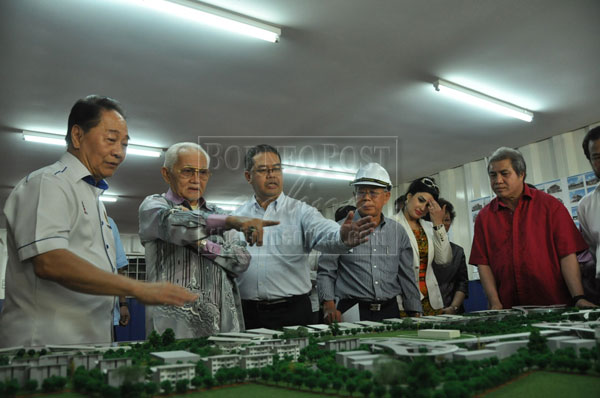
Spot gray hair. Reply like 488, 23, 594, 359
163, 142, 210, 171
487, 146, 526, 177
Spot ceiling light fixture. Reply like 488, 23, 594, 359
283, 164, 356, 181
99, 195, 118, 203
23, 130, 66, 146
138, 0, 281, 43
22, 130, 163, 158
433, 79, 534, 122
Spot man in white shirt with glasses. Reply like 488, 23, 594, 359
234, 144, 376, 330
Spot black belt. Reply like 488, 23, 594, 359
244, 294, 309, 311
338, 297, 397, 313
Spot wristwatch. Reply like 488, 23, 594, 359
119, 302, 128, 308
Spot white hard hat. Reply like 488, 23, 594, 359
350, 162, 392, 191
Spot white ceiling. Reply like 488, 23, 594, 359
1, 0, 599, 233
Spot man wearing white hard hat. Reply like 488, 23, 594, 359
318, 163, 422, 323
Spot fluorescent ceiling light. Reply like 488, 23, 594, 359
434, 79, 534, 122
209, 202, 243, 211
100, 195, 118, 203
127, 144, 163, 158
138, 0, 281, 43
283, 164, 355, 181
22, 130, 163, 158
23, 130, 66, 146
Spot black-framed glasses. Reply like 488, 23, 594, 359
178, 167, 211, 180
253, 165, 283, 176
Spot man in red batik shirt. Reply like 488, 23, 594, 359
469, 147, 596, 309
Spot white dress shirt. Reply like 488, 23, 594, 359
233, 192, 347, 300
578, 185, 600, 278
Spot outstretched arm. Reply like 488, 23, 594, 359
33, 249, 197, 306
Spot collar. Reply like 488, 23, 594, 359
59, 152, 110, 190
81, 175, 109, 190
253, 192, 285, 211
165, 188, 206, 210
493, 183, 535, 211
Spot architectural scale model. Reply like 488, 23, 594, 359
0, 307, 598, 397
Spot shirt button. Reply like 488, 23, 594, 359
373, 266, 377, 268
373, 249, 376, 252
375, 281, 379, 284
106, 245, 109, 249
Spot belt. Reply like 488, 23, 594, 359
244, 294, 308, 311
339, 297, 397, 313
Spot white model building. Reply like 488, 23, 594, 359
150, 350, 200, 364
201, 355, 241, 376
322, 338, 360, 351
98, 358, 132, 373
417, 329, 461, 339
272, 344, 300, 361
28, 363, 68, 387
239, 353, 273, 370
151, 363, 195, 389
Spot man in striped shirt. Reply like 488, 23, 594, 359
318, 163, 422, 323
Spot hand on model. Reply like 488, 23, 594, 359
440, 306, 457, 315
340, 211, 376, 247
322, 301, 342, 324
226, 216, 280, 246
134, 282, 198, 306
427, 199, 446, 226
575, 297, 598, 308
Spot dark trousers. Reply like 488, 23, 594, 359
337, 298, 400, 322
242, 294, 312, 330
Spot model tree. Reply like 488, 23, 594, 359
160, 380, 172, 394
527, 328, 548, 354
358, 380, 372, 398
346, 379, 357, 397
24, 379, 38, 393
175, 379, 188, 393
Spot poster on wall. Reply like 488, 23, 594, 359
566, 171, 599, 229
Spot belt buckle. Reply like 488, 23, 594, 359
369, 303, 381, 311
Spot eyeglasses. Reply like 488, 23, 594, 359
354, 189, 385, 199
421, 177, 439, 193
178, 167, 211, 180
253, 165, 283, 176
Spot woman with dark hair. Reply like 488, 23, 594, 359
393, 177, 452, 315
432, 198, 469, 314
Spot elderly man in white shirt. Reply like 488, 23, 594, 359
0, 95, 197, 348
577, 125, 600, 305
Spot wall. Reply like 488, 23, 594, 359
1, 121, 598, 304
322, 121, 599, 281
416, 122, 599, 280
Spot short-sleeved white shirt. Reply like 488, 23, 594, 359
0, 152, 117, 347
578, 185, 600, 278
